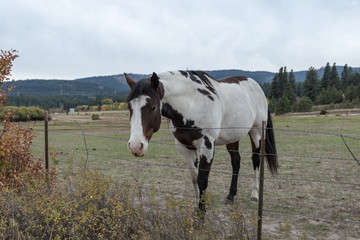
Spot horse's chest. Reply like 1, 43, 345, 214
171, 124, 202, 150
162, 102, 210, 149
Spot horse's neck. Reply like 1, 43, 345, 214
159, 79, 194, 120
161, 78, 194, 98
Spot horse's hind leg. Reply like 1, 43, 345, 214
226, 141, 241, 202
249, 131, 261, 202
175, 139, 199, 199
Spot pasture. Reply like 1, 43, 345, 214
29, 111, 360, 239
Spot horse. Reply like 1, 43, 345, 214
125, 70, 278, 217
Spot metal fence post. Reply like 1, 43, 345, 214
44, 110, 49, 172
257, 121, 266, 240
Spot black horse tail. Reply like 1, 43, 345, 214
265, 109, 278, 174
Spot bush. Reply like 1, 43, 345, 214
0, 170, 258, 239
0, 113, 53, 189
353, 97, 360, 106
293, 96, 313, 112
1, 50, 52, 190
91, 113, 100, 120
0, 106, 45, 121
275, 96, 292, 115
89, 105, 99, 111
101, 98, 113, 105
118, 102, 128, 110
320, 109, 328, 115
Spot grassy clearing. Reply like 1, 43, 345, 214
28, 112, 360, 239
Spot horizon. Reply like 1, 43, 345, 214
10, 64, 359, 81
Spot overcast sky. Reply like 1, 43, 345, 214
1, 0, 360, 80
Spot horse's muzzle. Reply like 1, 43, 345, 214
127, 139, 147, 157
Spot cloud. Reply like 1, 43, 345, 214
1, 0, 360, 79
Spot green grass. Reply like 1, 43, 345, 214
28, 112, 360, 239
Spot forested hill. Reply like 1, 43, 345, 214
5, 67, 359, 97
6, 79, 119, 96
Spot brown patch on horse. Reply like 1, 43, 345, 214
157, 82, 165, 99
161, 102, 203, 150
140, 97, 162, 141
217, 76, 248, 84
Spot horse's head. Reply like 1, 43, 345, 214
125, 72, 164, 157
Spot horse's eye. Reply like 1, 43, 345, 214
152, 105, 156, 111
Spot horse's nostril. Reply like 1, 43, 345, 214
139, 142, 144, 151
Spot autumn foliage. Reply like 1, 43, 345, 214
0, 50, 51, 189
0, 50, 17, 108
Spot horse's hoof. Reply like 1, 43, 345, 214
226, 194, 234, 201
250, 196, 259, 202
193, 216, 205, 229
225, 195, 234, 205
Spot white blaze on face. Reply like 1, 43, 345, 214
128, 95, 150, 157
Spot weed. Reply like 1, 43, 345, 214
278, 222, 291, 239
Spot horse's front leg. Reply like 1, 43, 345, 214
226, 141, 241, 202
175, 139, 199, 199
196, 136, 215, 218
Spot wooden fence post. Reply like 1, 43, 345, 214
257, 121, 266, 240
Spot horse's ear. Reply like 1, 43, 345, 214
124, 73, 136, 89
150, 72, 159, 89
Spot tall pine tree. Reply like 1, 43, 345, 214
283, 69, 296, 104
278, 67, 285, 95
340, 64, 352, 91
282, 66, 288, 94
329, 63, 340, 89
321, 62, 331, 90
277, 66, 289, 96
270, 73, 280, 99
304, 67, 320, 102
289, 69, 297, 97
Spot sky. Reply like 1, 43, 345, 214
1, 0, 360, 80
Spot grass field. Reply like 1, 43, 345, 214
29, 111, 360, 239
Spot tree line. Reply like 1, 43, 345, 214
7, 95, 127, 111
7, 63, 360, 114
262, 63, 360, 114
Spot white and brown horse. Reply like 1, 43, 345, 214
125, 70, 278, 216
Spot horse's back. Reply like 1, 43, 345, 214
215, 77, 268, 145
157, 71, 268, 145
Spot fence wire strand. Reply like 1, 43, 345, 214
43, 128, 359, 163
340, 134, 360, 166
30, 140, 360, 188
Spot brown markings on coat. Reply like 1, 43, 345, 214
141, 97, 162, 141
161, 102, 203, 150
217, 76, 248, 84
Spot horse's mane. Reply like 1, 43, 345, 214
126, 78, 157, 102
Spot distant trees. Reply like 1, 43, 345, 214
7, 95, 127, 111
269, 66, 308, 114
266, 63, 360, 114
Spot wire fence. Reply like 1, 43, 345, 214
30, 118, 360, 239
